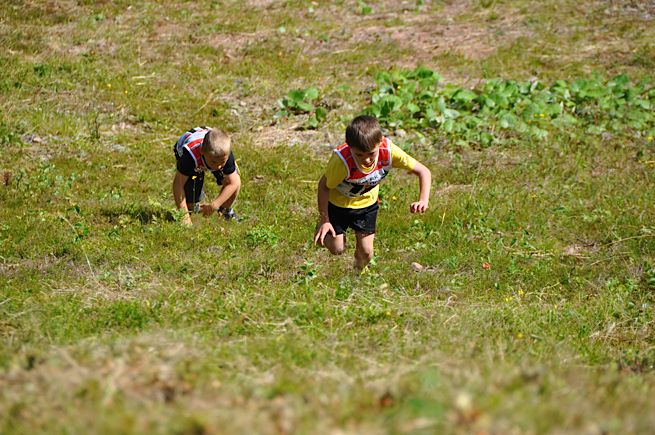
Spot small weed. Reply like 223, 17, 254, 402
33, 63, 51, 77
358, 1, 373, 16
246, 225, 279, 247
0, 120, 21, 145
295, 260, 318, 284
275, 87, 328, 129
644, 264, 655, 291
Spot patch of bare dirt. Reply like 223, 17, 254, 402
0, 255, 64, 278
563, 243, 600, 258
207, 30, 272, 60
304, 0, 532, 71
23, 0, 79, 19
183, 92, 343, 153
251, 124, 340, 151
603, 0, 655, 20
245, 0, 277, 8
32, 3, 124, 59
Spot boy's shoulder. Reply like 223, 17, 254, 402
335, 142, 349, 151
179, 127, 209, 142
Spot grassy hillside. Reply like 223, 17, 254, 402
1, 0, 654, 433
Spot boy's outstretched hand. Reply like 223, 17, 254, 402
410, 200, 429, 213
409, 162, 431, 214
314, 222, 336, 246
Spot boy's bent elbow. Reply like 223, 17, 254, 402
224, 172, 241, 189
232, 174, 242, 189
413, 162, 431, 176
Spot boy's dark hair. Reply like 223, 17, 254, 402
345, 115, 383, 151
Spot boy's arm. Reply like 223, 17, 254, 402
314, 175, 335, 245
172, 171, 193, 226
317, 175, 330, 224
409, 161, 431, 213
201, 171, 241, 216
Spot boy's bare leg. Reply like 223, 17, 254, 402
354, 232, 375, 272
219, 184, 240, 210
323, 233, 346, 256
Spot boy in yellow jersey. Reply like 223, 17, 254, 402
314, 115, 431, 272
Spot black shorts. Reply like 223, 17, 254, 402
180, 171, 225, 205
328, 202, 379, 235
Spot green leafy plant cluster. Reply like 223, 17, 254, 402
357, 1, 373, 15
365, 66, 655, 146
0, 120, 21, 145
275, 87, 328, 129
246, 225, 280, 247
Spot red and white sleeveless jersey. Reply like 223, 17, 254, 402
174, 126, 210, 170
334, 137, 392, 198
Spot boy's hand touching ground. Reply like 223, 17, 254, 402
181, 214, 193, 227
200, 204, 216, 217
314, 222, 336, 246
410, 200, 429, 213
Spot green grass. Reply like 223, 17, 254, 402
1, 0, 655, 433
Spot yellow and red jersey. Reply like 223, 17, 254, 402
324, 137, 417, 209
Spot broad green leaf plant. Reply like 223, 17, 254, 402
365, 66, 655, 147
275, 87, 328, 129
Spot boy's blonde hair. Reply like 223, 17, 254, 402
202, 128, 231, 157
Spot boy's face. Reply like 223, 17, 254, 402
351, 141, 382, 168
201, 150, 228, 170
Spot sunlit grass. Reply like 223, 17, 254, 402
1, 0, 655, 433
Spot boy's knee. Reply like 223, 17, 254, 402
356, 245, 374, 260
328, 245, 346, 255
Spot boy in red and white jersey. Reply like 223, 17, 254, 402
314, 115, 431, 272
172, 127, 241, 226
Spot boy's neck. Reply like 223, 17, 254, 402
353, 156, 376, 172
